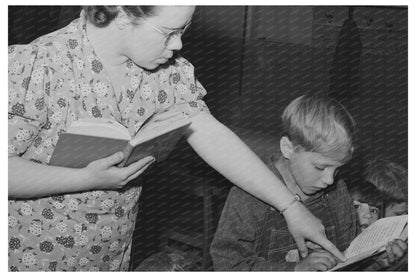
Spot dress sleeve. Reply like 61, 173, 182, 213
170, 57, 210, 117
8, 44, 50, 156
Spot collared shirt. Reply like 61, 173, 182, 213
8, 10, 209, 271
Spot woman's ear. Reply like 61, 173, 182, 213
280, 136, 294, 160
114, 7, 131, 30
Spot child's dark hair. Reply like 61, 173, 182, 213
349, 180, 385, 210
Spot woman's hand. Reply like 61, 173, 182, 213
283, 201, 346, 262
84, 152, 155, 190
294, 248, 337, 271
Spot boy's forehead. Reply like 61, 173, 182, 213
353, 199, 378, 208
305, 151, 344, 166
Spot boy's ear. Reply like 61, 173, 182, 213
280, 136, 294, 160
114, 7, 131, 29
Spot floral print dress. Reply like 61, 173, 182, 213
8, 10, 209, 271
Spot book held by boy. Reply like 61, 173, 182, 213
49, 109, 191, 168
330, 215, 408, 271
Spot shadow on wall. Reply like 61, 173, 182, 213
328, 7, 407, 184
8, 6, 81, 45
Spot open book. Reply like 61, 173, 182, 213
330, 215, 408, 271
49, 109, 191, 168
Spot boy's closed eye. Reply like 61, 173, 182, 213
395, 211, 407, 216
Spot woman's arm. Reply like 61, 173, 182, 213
186, 112, 346, 261
8, 153, 154, 198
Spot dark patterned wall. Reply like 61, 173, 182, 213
8, 6, 80, 45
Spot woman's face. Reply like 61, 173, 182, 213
353, 200, 380, 231
122, 6, 195, 70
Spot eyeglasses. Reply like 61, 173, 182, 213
143, 19, 192, 46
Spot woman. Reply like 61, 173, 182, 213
8, 6, 344, 271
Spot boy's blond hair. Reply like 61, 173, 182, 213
282, 94, 355, 163
365, 158, 407, 204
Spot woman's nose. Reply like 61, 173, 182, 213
167, 36, 183, 51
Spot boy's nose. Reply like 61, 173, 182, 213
322, 172, 334, 186
358, 212, 371, 228
360, 206, 372, 219
362, 211, 372, 219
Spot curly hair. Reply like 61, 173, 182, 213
83, 6, 156, 27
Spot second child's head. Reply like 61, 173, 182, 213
349, 181, 384, 231
280, 95, 355, 195
365, 158, 408, 217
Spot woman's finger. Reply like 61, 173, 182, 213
91, 151, 125, 168
293, 236, 308, 258
314, 237, 346, 262
284, 201, 345, 262
312, 249, 337, 268
306, 241, 322, 250
125, 161, 154, 183
123, 156, 155, 177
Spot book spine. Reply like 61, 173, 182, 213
118, 142, 134, 168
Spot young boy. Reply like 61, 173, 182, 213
365, 158, 408, 217
210, 95, 406, 271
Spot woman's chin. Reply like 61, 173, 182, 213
141, 60, 167, 71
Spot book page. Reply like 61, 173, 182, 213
67, 118, 131, 140
132, 110, 190, 144
329, 215, 407, 271
345, 215, 408, 258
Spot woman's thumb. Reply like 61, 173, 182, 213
104, 151, 124, 166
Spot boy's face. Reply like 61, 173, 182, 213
286, 150, 343, 195
353, 200, 380, 230
385, 202, 407, 217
